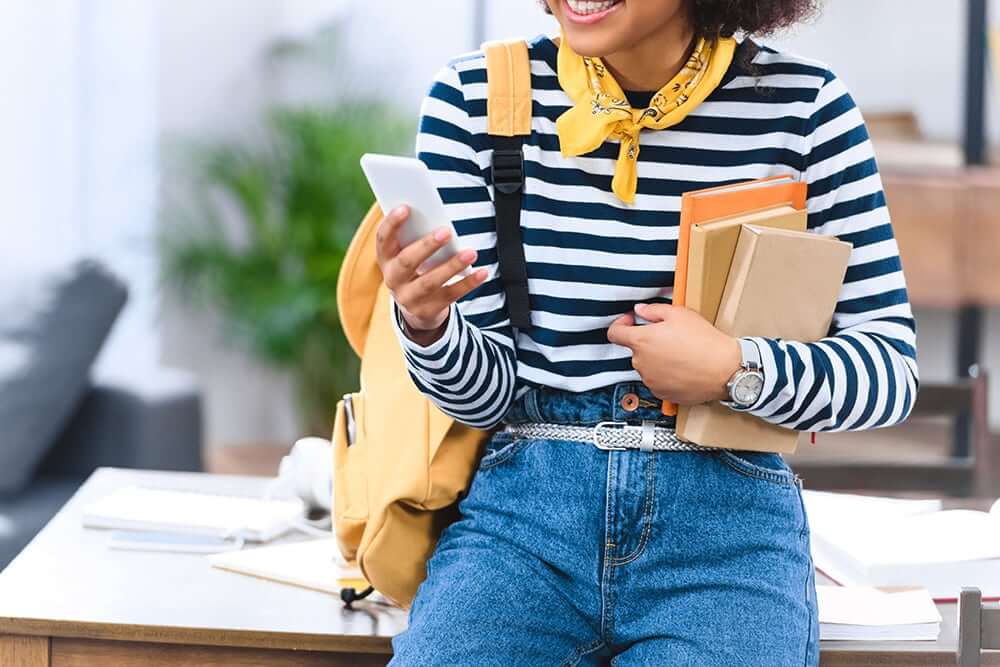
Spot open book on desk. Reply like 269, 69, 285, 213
209, 538, 393, 602
804, 490, 1000, 601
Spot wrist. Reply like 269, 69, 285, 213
720, 337, 766, 408
714, 336, 742, 401
402, 311, 449, 346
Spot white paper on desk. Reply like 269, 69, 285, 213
806, 491, 1000, 600
209, 538, 386, 603
817, 586, 941, 627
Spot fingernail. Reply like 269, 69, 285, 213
477, 268, 488, 280
460, 249, 475, 262
434, 227, 450, 241
634, 303, 645, 310
392, 205, 406, 217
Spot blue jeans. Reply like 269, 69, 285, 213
389, 380, 819, 666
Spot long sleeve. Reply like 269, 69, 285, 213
388, 61, 518, 431
726, 71, 919, 432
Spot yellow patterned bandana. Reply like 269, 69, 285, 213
555, 30, 737, 204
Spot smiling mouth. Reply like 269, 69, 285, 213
563, 0, 624, 22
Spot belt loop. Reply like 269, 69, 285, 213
639, 420, 655, 453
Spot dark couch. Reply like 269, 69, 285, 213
0, 258, 203, 568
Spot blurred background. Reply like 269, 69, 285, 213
0, 0, 998, 503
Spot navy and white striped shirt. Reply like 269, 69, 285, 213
389, 33, 919, 433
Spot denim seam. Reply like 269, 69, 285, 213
526, 388, 543, 422
600, 451, 617, 645
795, 478, 809, 539
608, 453, 657, 566
802, 551, 817, 665
477, 435, 534, 470
717, 450, 797, 487
560, 638, 606, 667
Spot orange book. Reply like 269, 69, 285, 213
660, 175, 808, 416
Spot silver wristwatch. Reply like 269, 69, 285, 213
721, 338, 765, 408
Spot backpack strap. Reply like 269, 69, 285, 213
483, 40, 533, 330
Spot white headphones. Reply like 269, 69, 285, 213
266, 437, 333, 512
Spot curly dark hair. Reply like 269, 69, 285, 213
540, 0, 821, 37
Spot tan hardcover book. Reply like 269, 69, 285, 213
685, 205, 808, 324
677, 205, 807, 435
677, 224, 853, 454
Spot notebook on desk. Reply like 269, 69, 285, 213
81, 486, 306, 542
804, 490, 1000, 601
209, 538, 384, 602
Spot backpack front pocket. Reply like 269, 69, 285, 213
332, 392, 369, 558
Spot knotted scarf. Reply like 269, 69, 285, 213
555, 29, 737, 204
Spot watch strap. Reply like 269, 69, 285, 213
721, 338, 764, 408
738, 337, 762, 371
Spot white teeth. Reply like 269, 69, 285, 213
566, 0, 619, 16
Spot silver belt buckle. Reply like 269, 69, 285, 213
592, 421, 630, 450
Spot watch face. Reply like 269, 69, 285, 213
733, 372, 764, 405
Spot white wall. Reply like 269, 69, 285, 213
0, 1, 159, 377
0, 3, 82, 260
157, 0, 1000, 446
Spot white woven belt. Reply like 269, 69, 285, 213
503, 420, 713, 453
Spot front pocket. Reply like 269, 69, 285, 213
477, 430, 531, 470
333, 392, 369, 521
716, 449, 798, 488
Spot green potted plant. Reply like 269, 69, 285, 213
160, 102, 412, 436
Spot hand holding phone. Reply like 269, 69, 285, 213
360, 154, 489, 336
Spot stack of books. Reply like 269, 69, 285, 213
669, 176, 852, 454
804, 490, 1000, 601
817, 586, 942, 641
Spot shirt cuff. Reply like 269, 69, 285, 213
389, 297, 459, 357
721, 336, 775, 415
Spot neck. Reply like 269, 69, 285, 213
601, 18, 696, 91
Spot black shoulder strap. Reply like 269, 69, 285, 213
490, 134, 532, 330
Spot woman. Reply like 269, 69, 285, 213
376, 0, 919, 664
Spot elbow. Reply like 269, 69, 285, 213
895, 361, 921, 426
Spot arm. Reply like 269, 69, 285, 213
727, 72, 919, 432
389, 60, 518, 431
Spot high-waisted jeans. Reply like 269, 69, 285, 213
389, 380, 820, 666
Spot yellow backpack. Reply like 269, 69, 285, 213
331, 40, 533, 609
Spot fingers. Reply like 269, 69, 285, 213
375, 205, 409, 270
610, 311, 635, 327
397, 246, 487, 312
381, 220, 458, 291
417, 246, 487, 295
634, 302, 672, 322
390, 227, 456, 287
607, 316, 638, 348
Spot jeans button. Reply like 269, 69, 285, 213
620, 392, 639, 411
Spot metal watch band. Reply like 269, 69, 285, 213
738, 337, 762, 371
721, 338, 765, 408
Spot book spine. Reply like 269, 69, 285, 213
713, 225, 759, 332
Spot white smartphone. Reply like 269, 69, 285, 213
360, 153, 474, 286
107, 530, 244, 554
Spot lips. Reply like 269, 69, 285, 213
563, 0, 623, 24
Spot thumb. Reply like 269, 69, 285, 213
607, 316, 637, 348
635, 302, 672, 323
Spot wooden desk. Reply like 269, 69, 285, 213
0, 468, 994, 666
0, 468, 407, 666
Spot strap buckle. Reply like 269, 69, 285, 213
491, 147, 523, 195
592, 421, 630, 450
